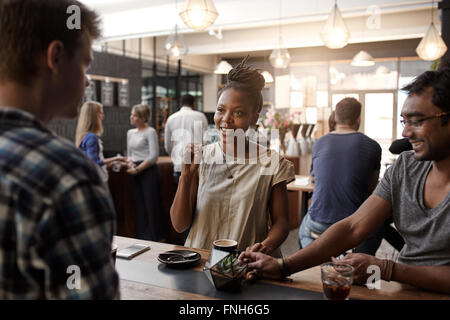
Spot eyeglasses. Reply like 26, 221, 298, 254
400, 112, 448, 128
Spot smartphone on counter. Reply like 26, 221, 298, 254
116, 244, 151, 259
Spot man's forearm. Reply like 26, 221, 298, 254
285, 195, 392, 275
285, 219, 361, 274
392, 263, 450, 294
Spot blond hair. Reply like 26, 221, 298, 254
75, 101, 104, 147
132, 104, 151, 123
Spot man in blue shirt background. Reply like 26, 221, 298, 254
299, 97, 383, 255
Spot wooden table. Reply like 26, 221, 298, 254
113, 236, 449, 300
287, 175, 315, 226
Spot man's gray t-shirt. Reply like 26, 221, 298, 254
374, 151, 450, 266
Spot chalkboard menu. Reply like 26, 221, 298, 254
118, 82, 129, 107
84, 80, 97, 102
102, 81, 114, 107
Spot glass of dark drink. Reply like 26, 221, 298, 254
321, 262, 354, 300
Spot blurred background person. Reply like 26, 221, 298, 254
299, 97, 383, 255
164, 94, 209, 186
76, 101, 125, 185
389, 137, 412, 154
127, 104, 165, 241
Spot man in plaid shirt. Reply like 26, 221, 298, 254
0, 0, 119, 299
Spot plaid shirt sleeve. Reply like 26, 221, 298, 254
36, 180, 119, 299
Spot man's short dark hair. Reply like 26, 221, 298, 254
0, 0, 101, 85
402, 67, 450, 114
335, 97, 361, 125
328, 111, 336, 132
181, 94, 195, 107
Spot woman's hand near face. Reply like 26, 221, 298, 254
182, 143, 201, 177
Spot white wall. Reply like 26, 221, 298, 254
202, 74, 218, 112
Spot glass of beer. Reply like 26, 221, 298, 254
321, 262, 354, 300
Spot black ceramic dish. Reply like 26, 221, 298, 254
157, 250, 201, 269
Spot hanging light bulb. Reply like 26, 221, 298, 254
269, 47, 291, 69
416, 0, 447, 61
165, 33, 175, 51
321, 1, 350, 49
214, 60, 232, 74
165, 25, 188, 60
269, 0, 291, 69
416, 23, 447, 61
179, 0, 218, 31
351, 50, 375, 67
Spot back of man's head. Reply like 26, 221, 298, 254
335, 97, 361, 126
402, 67, 450, 125
0, 0, 101, 85
328, 111, 336, 132
181, 94, 195, 108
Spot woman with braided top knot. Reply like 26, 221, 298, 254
170, 57, 295, 257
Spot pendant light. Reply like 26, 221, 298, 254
214, 60, 232, 74
269, 0, 291, 69
166, 1, 188, 60
416, 0, 447, 61
165, 24, 188, 60
179, 0, 218, 31
321, 0, 350, 49
351, 50, 375, 66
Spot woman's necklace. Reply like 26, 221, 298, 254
222, 151, 234, 179
220, 139, 252, 180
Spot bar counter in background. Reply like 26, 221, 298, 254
107, 156, 185, 245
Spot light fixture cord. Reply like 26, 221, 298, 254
333, 0, 338, 29
175, 0, 179, 35
431, 0, 434, 24
279, 0, 282, 45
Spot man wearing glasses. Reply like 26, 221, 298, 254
240, 67, 450, 294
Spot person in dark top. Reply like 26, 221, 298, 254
389, 138, 412, 154
0, 0, 119, 298
298, 97, 383, 255
76, 101, 125, 183
384, 138, 411, 252
240, 68, 450, 294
